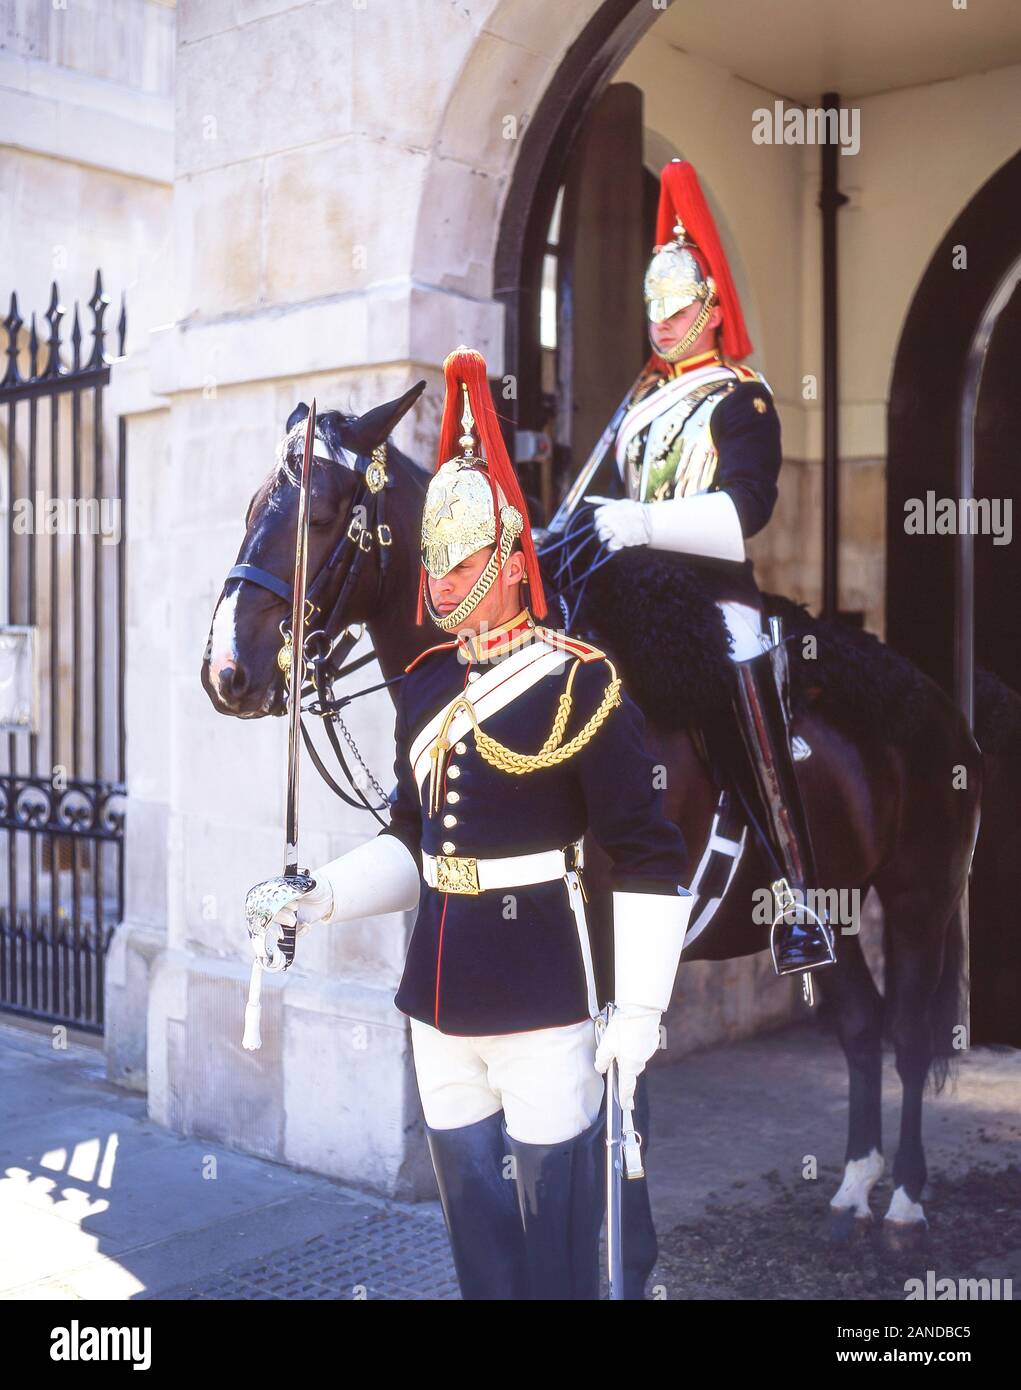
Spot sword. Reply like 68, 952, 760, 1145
546, 369, 648, 535
284, 397, 317, 876
242, 402, 319, 1050
599, 1003, 646, 1300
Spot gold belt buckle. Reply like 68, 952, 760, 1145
435, 853, 481, 895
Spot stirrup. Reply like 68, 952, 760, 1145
769, 877, 836, 1005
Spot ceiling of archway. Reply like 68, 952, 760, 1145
653, 0, 1021, 101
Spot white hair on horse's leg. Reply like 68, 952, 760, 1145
884, 1185, 926, 1225
829, 1148, 885, 1217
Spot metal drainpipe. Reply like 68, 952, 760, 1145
819, 93, 849, 620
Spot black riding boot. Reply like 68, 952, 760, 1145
730, 640, 836, 976
503, 1103, 605, 1300
425, 1111, 530, 1300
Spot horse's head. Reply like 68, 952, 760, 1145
203, 381, 426, 718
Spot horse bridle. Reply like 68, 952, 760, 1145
226, 439, 400, 825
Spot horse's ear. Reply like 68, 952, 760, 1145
286, 402, 310, 433
342, 380, 427, 455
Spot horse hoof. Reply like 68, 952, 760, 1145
827, 1206, 873, 1245
881, 1218, 929, 1256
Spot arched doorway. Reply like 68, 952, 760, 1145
887, 150, 1021, 694
492, 0, 660, 513
887, 151, 1021, 1045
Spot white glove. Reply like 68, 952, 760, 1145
594, 1003, 663, 1109
585, 495, 651, 551
270, 876, 334, 940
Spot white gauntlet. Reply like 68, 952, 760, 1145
271, 834, 421, 933
585, 495, 652, 551
594, 886, 694, 1107
594, 1005, 663, 1109
645, 490, 746, 562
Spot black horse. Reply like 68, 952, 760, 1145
203, 386, 982, 1258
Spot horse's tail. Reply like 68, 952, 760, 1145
926, 896, 968, 1094
928, 710, 982, 1093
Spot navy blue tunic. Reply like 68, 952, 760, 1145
378, 629, 689, 1036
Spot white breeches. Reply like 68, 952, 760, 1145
410, 1016, 604, 1145
719, 600, 769, 662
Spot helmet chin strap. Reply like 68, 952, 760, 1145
650, 288, 718, 364
424, 528, 518, 632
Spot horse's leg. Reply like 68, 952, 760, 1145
874, 888, 960, 1253
816, 932, 886, 1241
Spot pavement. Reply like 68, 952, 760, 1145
0, 1016, 456, 1301
1, 1012, 1018, 1300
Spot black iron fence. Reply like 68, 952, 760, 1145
0, 272, 127, 1034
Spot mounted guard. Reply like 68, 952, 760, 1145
245, 347, 693, 1299
582, 159, 835, 982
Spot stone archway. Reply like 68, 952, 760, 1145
409, 0, 652, 376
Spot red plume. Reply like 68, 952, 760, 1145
415, 347, 547, 624
653, 160, 752, 362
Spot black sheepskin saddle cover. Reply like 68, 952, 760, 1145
541, 543, 946, 751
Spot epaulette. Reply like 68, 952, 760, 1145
535, 627, 606, 664
731, 362, 763, 384
404, 639, 458, 674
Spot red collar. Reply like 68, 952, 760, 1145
456, 609, 536, 663
670, 349, 724, 378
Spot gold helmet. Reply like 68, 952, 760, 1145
644, 220, 715, 326
643, 160, 753, 363
417, 348, 545, 631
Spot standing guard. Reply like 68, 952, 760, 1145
586, 160, 835, 980
263, 348, 692, 1299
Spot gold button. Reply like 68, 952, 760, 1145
454, 741, 467, 755
447, 765, 460, 779
442, 814, 457, 828
441, 840, 456, 854
446, 790, 460, 804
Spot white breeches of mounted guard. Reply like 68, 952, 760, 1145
719, 600, 770, 662
410, 1016, 604, 1145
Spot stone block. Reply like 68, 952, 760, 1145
263, 138, 427, 306
175, 3, 355, 176
105, 920, 166, 1092
349, 0, 473, 148
283, 976, 431, 1198
483, 0, 600, 57
174, 160, 264, 318
434, 31, 552, 175
412, 158, 502, 299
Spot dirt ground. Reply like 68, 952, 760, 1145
642, 1021, 1021, 1300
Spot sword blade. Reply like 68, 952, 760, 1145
284, 398, 317, 875
546, 369, 647, 535
606, 1053, 624, 1300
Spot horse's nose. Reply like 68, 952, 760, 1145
217, 663, 249, 702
